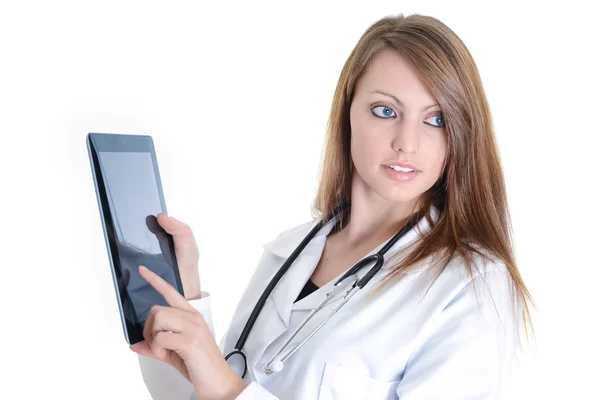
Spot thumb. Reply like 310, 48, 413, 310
156, 213, 190, 237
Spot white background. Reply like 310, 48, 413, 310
1, 1, 598, 398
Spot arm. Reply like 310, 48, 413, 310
135, 214, 280, 398
395, 268, 522, 399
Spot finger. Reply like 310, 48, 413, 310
145, 215, 162, 235
143, 304, 160, 346
156, 214, 199, 262
144, 305, 182, 344
150, 307, 187, 339
153, 331, 187, 359
144, 304, 198, 344
138, 265, 194, 311
130, 342, 153, 358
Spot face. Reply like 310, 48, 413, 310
349, 49, 448, 209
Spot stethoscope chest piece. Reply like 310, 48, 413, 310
264, 360, 284, 375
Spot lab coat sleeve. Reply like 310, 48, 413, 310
137, 291, 215, 400
395, 268, 522, 400
234, 382, 280, 399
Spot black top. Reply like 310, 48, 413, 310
294, 279, 320, 303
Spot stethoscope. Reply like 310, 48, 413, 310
224, 202, 418, 378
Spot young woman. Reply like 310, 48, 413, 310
130, 13, 535, 400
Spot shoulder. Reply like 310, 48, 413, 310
433, 249, 521, 339
449, 251, 513, 306
407, 247, 517, 330
399, 248, 522, 353
394, 250, 521, 398
424, 245, 511, 291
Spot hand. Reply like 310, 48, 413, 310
150, 213, 202, 300
131, 265, 248, 400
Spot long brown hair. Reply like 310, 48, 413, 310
311, 13, 535, 347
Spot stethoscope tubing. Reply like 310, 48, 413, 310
226, 202, 419, 378
231, 202, 350, 353
265, 275, 361, 374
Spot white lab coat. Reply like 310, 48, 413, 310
138, 205, 522, 399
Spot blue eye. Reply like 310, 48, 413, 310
426, 115, 445, 128
371, 105, 396, 119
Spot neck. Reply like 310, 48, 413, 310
336, 173, 420, 247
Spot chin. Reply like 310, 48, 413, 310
372, 185, 422, 205
355, 170, 428, 205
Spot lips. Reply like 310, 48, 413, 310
387, 165, 415, 172
382, 164, 419, 182
383, 162, 421, 172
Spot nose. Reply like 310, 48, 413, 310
391, 119, 419, 153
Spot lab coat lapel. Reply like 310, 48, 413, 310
246, 206, 440, 377
242, 219, 334, 378
256, 205, 440, 333
290, 233, 389, 313
268, 237, 326, 326
262, 219, 336, 327
290, 205, 441, 312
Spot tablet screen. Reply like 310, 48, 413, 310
94, 145, 181, 339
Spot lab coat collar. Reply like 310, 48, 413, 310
262, 219, 332, 259
261, 205, 440, 325
262, 205, 440, 261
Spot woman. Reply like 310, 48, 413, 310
131, 13, 535, 399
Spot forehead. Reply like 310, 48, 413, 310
356, 49, 435, 103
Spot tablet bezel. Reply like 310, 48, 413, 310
86, 132, 184, 345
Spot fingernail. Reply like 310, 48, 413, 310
139, 265, 147, 271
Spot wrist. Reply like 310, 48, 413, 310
185, 282, 202, 300
219, 370, 248, 400
185, 290, 203, 300
200, 364, 248, 400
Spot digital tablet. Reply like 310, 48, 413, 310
87, 132, 185, 345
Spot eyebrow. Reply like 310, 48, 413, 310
371, 90, 440, 112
